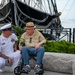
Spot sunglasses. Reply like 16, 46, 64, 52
29, 38, 32, 43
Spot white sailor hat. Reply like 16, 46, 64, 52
0, 23, 12, 31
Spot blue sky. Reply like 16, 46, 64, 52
56, 0, 75, 32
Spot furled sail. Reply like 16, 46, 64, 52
13, 0, 62, 29
0, 0, 11, 24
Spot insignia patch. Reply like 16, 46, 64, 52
2, 43, 5, 45
11, 39, 15, 42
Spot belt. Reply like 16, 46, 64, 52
28, 46, 35, 48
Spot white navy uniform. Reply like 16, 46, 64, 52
0, 23, 21, 70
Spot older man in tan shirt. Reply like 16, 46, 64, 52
19, 22, 46, 73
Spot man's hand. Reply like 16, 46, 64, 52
8, 57, 12, 65
35, 43, 40, 49
35, 40, 46, 49
19, 45, 22, 50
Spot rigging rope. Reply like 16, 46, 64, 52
16, 1, 49, 22
62, 0, 74, 20
61, 0, 70, 13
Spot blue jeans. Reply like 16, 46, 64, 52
21, 46, 45, 65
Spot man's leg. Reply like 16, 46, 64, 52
22, 46, 29, 65
8, 50, 21, 70
21, 46, 31, 73
36, 47, 44, 64
34, 47, 44, 73
0, 57, 6, 72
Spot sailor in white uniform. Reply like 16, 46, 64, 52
0, 23, 21, 72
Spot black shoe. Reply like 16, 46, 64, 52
22, 65, 31, 73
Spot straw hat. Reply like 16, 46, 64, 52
25, 22, 36, 29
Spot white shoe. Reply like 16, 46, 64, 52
4, 69, 13, 73
9, 69, 13, 72
0, 69, 4, 72
0, 68, 13, 73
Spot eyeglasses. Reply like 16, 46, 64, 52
29, 38, 32, 43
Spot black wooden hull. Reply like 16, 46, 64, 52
16, 0, 59, 27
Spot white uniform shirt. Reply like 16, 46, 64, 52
0, 33, 18, 55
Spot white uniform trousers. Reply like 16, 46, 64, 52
0, 50, 21, 70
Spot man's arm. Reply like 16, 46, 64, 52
38, 40, 46, 46
0, 52, 9, 59
0, 52, 12, 65
35, 39, 46, 49
35, 31, 46, 49
19, 41, 24, 50
19, 33, 25, 50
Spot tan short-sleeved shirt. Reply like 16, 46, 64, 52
20, 30, 46, 47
